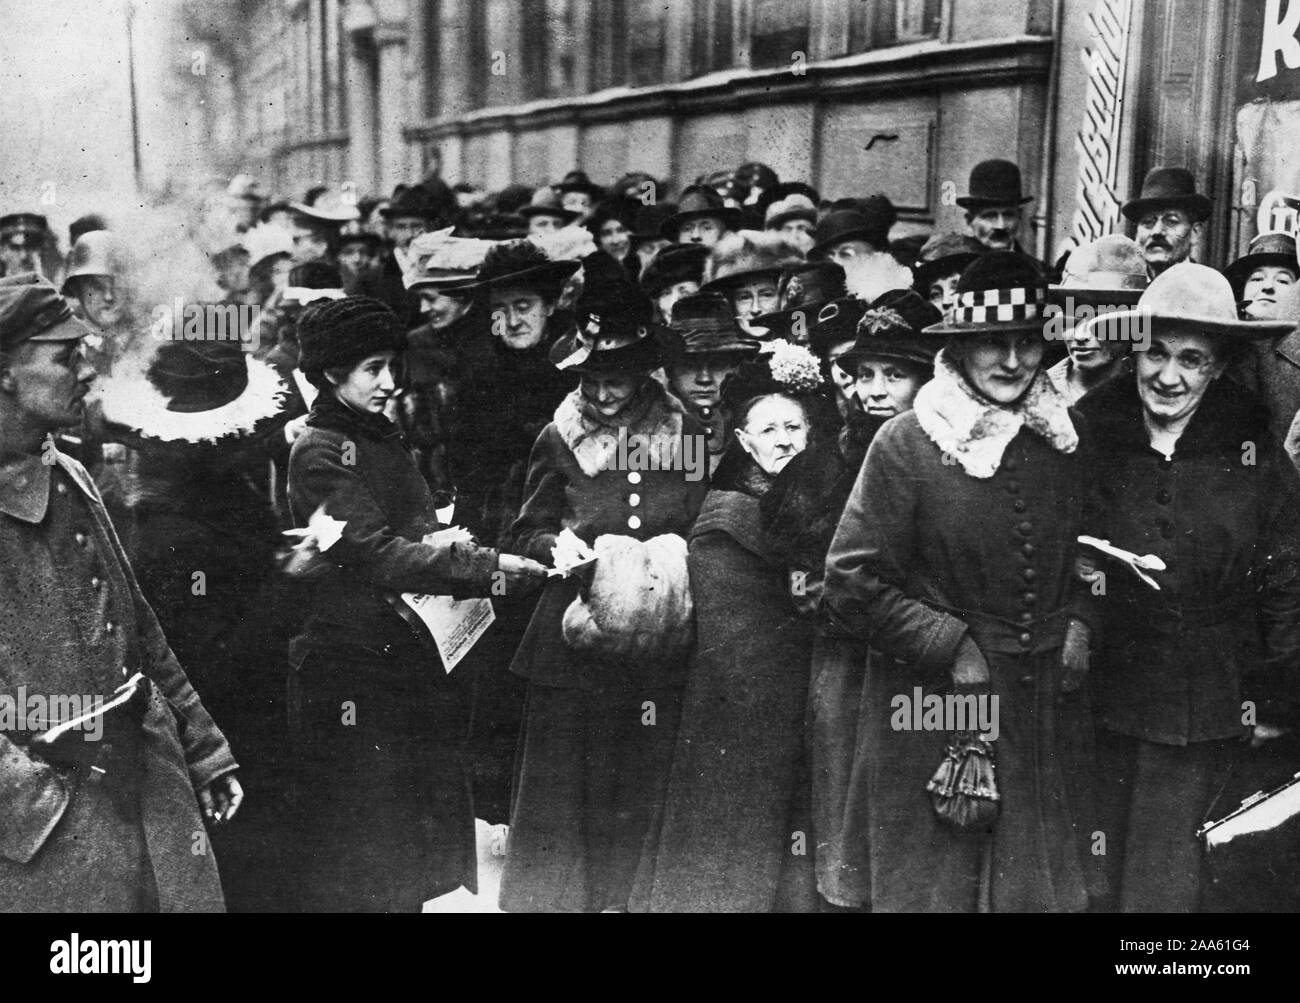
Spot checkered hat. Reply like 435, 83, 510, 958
923, 251, 1049, 337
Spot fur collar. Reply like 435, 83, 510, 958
913, 348, 1078, 478
553, 379, 686, 478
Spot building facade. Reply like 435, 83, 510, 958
222, 0, 1287, 267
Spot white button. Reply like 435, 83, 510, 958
56, 482, 67, 495
122, 665, 129, 677
627, 471, 642, 484
628, 493, 641, 507
627, 515, 642, 530
74, 532, 87, 546
105, 621, 114, 634
91, 577, 102, 589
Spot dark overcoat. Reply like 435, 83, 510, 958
286, 393, 499, 911
1, 450, 237, 912
822, 411, 1098, 912
632, 481, 818, 912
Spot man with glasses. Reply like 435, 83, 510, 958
1121, 167, 1213, 279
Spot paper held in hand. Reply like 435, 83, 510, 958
397, 527, 495, 673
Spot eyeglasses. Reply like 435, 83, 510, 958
1138, 213, 1189, 230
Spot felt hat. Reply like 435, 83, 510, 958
639, 242, 708, 298
290, 187, 360, 224
912, 232, 985, 289
808, 207, 892, 260
0, 213, 49, 243
955, 159, 1033, 210
1224, 231, 1299, 293
836, 288, 944, 370
282, 260, 346, 306
629, 201, 675, 244
1089, 261, 1292, 343
700, 231, 805, 292
1121, 167, 1213, 224
1047, 234, 1149, 310
556, 171, 605, 200
660, 185, 743, 240
922, 251, 1050, 337
660, 292, 761, 359
519, 187, 580, 224
750, 261, 848, 342
0, 273, 92, 350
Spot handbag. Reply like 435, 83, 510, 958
926, 731, 1001, 833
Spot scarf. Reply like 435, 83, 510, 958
553, 378, 686, 478
913, 347, 1078, 478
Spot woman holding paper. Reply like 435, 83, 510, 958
500, 269, 709, 912
1076, 263, 1300, 911
285, 296, 546, 912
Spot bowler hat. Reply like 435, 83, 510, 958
0, 273, 92, 349
1224, 231, 1299, 293
955, 160, 1033, 210
660, 185, 743, 240
922, 251, 1050, 337
380, 184, 451, 223
557, 171, 606, 200
837, 289, 944, 370
1047, 234, 1149, 310
661, 292, 760, 359
1121, 167, 1213, 223
912, 232, 985, 289
1089, 261, 1291, 342
808, 208, 892, 260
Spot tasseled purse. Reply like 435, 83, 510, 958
926, 732, 1001, 833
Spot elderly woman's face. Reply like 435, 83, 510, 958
489, 285, 554, 350
730, 277, 780, 322
579, 372, 641, 419
736, 394, 809, 475
959, 330, 1044, 404
1243, 265, 1297, 320
1136, 329, 1225, 427
850, 355, 926, 418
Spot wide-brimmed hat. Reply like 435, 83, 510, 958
403, 229, 496, 291
955, 159, 1033, 210
913, 232, 985, 289
701, 231, 805, 293
1090, 261, 1291, 342
282, 260, 346, 306
551, 254, 661, 374
629, 202, 675, 244
750, 261, 848, 341
556, 171, 605, 200
660, 185, 743, 240
639, 242, 708, 298
61, 231, 131, 292
290, 187, 360, 224
922, 251, 1050, 337
807, 296, 870, 360
660, 292, 761, 359
764, 194, 817, 230
242, 221, 295, 270
837, 289, 944, 371
1048, 234, 1149, 309
1224, 231, 1299, 293
808, 207, 892, 260
519, 187, 580, 224
1121, 167, 1213, 223
468, 240, 580, 300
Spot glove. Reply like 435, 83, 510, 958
1060, 618, 1091, 693
951, 635, 990, 694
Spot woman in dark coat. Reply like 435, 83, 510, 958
500, 286, 709, 913
822, 253, 1098, 912
285, 296, 546, 912
1076, 263, 1300, 911
632, 387, 818, 912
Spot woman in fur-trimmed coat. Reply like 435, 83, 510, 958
500, 301, 709, 913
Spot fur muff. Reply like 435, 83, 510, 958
701, 230, 805, 289
561, 532, 694, 665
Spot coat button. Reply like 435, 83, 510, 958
105, 621, 114, 634
91, 576, 102, 589
56, 482, 68, 496
628, 493, 641, 507
627, 471, 642, 484
1004, 457, 1019, 471
1022, 591, 1037, 605
1013, 499, 1027, 513
1156, 489, 1171, 505
1021, 543, 1035, 558
1018, 632, 1032, 647
1019, 673, 1034, 686
1018, 611, 1034, 624
74, 532, 87, 546
627, 515, 642, 530
1022, 567, 1037, 582
1018, 521, 1033, 537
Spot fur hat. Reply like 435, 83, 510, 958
469, 240, 580, 301
701, 230, 805, 293
765, 194, 817, 230
297, 295, 406, 373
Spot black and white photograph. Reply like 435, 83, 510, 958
1, 0, 1298, 978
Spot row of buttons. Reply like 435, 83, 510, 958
60, 475, 118, 664
627, 470, 642, 529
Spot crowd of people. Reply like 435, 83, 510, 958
1, 152, 1298, 913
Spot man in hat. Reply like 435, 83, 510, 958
957, 159, 1034, 253
628, 202, 675, 273
63, 230, 132, 339
808, 204, 910, 303
660, 291, 760, 475
287, 187, 361, 266
765, 194, 818, 254
750, 260, 847, 344
1044, 234, 1148, 404
1122, 167, 1212, 278
520, 187, 580, 237
335, 230, 381, 295
0, 213, 50, 279
912, 232, 985, 319
660, 185, 742, 248
359, 184, 450, 325
0, 273, 242, 912
557, 171, 605, 223
639, 243, 708, 325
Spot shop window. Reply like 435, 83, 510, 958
692, 0, 735, 76
751, 0, 811, 70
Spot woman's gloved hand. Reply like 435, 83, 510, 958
951, 635, 990, 693
1061, 618, 1092, 693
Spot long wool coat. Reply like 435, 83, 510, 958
0, 450, 237, 912
500, 381, 709, 912
632, 470, 818, 912
822, 410, 1098, 913
286, 393, 500, 911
